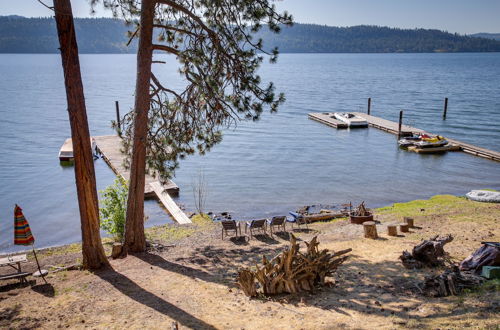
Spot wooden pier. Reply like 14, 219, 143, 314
60, 135, 191, 224
308, 112, 348, 129
308, 111, 500, 162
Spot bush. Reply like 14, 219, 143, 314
99, 178, 128, 241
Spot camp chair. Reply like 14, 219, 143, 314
221, 220, 241, 239
245, 219, 267, 239
287, 213, 309, 229
266, 216, 286, 237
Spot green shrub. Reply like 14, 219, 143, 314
99, 178, 128, 241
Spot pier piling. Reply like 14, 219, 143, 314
367, 98, 371, 115
397, 110, 403, 139
115, 101, 121, 136
443, 97, 448, 120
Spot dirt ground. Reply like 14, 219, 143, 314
1, 195, 499, 329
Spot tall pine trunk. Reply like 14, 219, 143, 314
54, 0, 109, 269
123, 0, 155, 253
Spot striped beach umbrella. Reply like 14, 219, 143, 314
14, 204, 47, 283
14, 204, 35, 246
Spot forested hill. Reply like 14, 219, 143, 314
1, 15, 500, 54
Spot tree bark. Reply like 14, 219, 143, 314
53, 0, 109, 269
123, 0, 155, 253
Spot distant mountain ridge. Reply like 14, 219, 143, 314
471, 33, 500, 41
1, 16, 500, 54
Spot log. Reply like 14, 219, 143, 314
387, 225, 398, 236
399, 223, 409, 233
404, 217, 414, 228
111, 243, 123, 259
421, 266, 484, 297
363, 221, 378, 239
400, 235, 454, 269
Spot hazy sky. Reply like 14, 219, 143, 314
1, 0, 499, 34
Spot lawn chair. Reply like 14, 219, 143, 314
221, 220, 241, 239
287, 213, 309, 229
245, 219, 267, 239
266, 216, 286, 237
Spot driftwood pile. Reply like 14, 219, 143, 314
237, 235, 351, 297
400, 235, 453, 269
353, 201, 370, 216
419, 266, 484, 297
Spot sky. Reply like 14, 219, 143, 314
0, 0, 499, 34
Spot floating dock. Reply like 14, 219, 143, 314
60, 135, 191, 224
309, 111, 500, 162
308, 112, 348, 129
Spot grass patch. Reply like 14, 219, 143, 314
375, 194, 492, 218
146, 213, 214, 243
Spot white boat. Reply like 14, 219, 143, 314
333, 112, 368, 127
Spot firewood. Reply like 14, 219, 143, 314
237, 235, 351, 297
421, 266, 484, 297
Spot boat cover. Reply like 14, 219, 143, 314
465, 190, 500, 203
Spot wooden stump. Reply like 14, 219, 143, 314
399, 223, 409, 233
387, 225, 398, 236
363, 221, 378, 239
111, 243, 123, 259
404, 217, 414, 228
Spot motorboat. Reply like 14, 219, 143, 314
333, 112, 368, 127
398, 133, 448, 149
413, 134, 448, 148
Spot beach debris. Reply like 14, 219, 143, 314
459, 242, 500, 274
349, 201, 373, 224
419, 266, 484, 297
400, 235, 453, 269
237, 235, 351, 297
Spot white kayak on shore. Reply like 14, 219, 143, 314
333, 112, 368, 127
465, 190, 500, 203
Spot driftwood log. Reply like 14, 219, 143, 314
420, 266, 484, 297
400, 235, 454, 269
237, 235, 351, 297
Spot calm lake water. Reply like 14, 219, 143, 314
1, 53, 499, 252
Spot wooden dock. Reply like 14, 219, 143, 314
93, 135, 179, 197
308, 111, 500, 162
308, 112, 348, 129
150, 182, 191, 224
60, 135, 191, 224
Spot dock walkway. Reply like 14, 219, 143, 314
351, 112, 500, 162
308, 111, 500, 162
93, 135, 179, 197
61, 135, 191, 224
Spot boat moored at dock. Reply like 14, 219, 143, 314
333, 112, 368, 127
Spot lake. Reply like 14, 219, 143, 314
1, 53, 499, 252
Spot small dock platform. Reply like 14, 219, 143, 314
308, 112, 348, 129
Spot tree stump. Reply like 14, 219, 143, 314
111, 243, 123, 259
387, 225, 398, 236
399, 223, 409, 233
404, 217, 414, 228
363, 221, 378, 239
